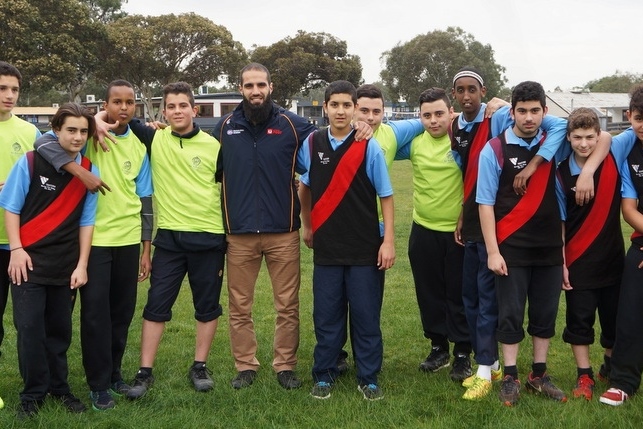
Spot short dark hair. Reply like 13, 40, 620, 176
356, 84, 383, 101
51, 102, 96, 139
240, 63, 271, 85
0, 61, 22, 86
418, 87, 451, 109
324, 80, 357, 104
106, 79, 135, 102
629, 84, 643, 115
567, 108, 600, 134
511, 81, 546, 109
163, 82, 194, 107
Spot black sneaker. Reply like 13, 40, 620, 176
525, 372, 567, 402
110, 379, 131, 396
51, 392, 87, 413
499, 375, 521, 406
419, 347, 450, 372
449, 353, 473, 382
231, 369, 257, 389
89, 390, 115, 411
277, 370, 302, 389
17, 400, 42, 419
126, 371, 154, 400
189, 363, 214, 392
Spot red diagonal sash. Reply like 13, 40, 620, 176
497, 160, 555, 244
312, 140, 367, 233
463, 118, 490, 201
566, 155, 618, 266
20, 156, 91, 247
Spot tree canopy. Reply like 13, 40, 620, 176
585, 71, 643, 93
97, 13, 248, 120
380, 27, 507, 107
250, 31, 362, 107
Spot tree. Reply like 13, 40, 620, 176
0, 0, 106, 103
380, 27, 507, 108
585, 71, 643, 93
250, 31, 362, 108
81, 0, 128, 23
97, 13, 248, 120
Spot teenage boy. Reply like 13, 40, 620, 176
0, 103, 98, 418
298, 80, 395, 401
34, 80, 153, 410
450, 67, 575, 400
0, 61, 41, 361
477, 81, 568, 406
102, 82, 226, 399
395, 87, 471, 381
600, 85, 643, 406
559, 108, 634, 401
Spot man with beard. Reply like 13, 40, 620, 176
213, 63, 372, 390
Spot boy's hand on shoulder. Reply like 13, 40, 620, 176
8, 248, 32, 285
377, 241, 396, 270
487, 252, 508, 276
353, 121, 373, 141
70, 267, 88, 289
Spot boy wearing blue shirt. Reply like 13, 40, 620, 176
299, 80, 395, 401
0, 103, 99, 418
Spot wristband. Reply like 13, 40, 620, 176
10, 247, 23, 252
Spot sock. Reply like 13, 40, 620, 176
603, 355, 611, 371
138, 367, 153, 378
477, 364, 492, 381
532, 362, 546, 378
505, 365, 518, 379
577, 367, 594, 379
193, 361, 206, 368
491, 360, 500, 371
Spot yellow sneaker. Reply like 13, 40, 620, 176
462, 367, 503, 387
463, 376, 492, 400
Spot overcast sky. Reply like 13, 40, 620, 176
124, 0, 640, 92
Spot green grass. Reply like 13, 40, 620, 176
2, 160, 643, 428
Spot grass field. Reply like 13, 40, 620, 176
1, 160, 643, 428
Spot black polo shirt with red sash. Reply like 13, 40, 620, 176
309, 128, 379, 266
490, 130, 562, 266
451, 116, 492, 242
559, 153, 623, 289
19, 151, 92, 285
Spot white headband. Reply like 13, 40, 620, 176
453, 71, 484, 87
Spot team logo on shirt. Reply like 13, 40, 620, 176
509, 157, 527, 170
39, 176, 56, 191
122, 160, 132, 175
227, 129, 242, 135
632, 164, 643, 177
192, 157, 202, 168
317, 152, 330, 165
12, 142, 23, 154
267, 129, 282, 135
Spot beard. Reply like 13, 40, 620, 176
242, 94, 273, 125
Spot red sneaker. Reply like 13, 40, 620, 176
572, 374, 594, 400
599, 388, 628, 406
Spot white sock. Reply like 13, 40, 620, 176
477, 365, 492, 381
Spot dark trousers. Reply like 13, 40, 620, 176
563, 284, 619, 348
610, 246, 643, 395
12, 281, 73, 402
0, 249, 9, 353
78, 245, 139, 391
408, 222, 470, 354
462, 241, 499, 365
312, 265, 383, 386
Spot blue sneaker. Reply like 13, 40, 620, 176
358, 384, 384, 401
311, 381, 332, 399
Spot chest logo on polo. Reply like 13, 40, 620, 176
122, 160, 132, 175
267, 128, 282, 135
12, 142, 23, 154
192, 157, 202, 168
632, 164, 643, 177
443, 151, 456, 163
317, 152, 330, 165
39, 175, 56, 191
226, 129, 242, 135
509, 157, 527, 170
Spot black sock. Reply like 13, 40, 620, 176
193, 361, 206, 368
138, 367, 153, 378
577, 367, 594, 379
531, 362, 547, 378
505, 365, 518, 379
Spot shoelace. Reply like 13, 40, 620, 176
193, 366, 213, 379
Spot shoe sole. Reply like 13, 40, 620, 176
91, 403, 115, 411
599, 396, 625, 406
419, 362, 450, 373
311, 392, 331, 400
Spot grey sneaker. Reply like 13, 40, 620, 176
311, 381, 332, 399
499, 375, 520, 406
419, 347, 450, 372
277, 370, 302, 389
358, 384, 384, 401
231, 369, 257, 389
89, 390, 115, 411
126, 371, 154, 400
189, 363, 214, 392
110, 380, 131, 396
526, 372, 567, 402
